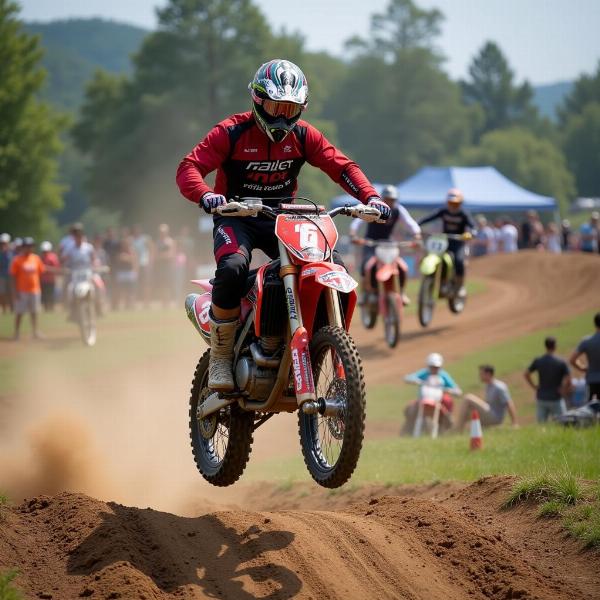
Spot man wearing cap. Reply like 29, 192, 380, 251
0, 233, 13, 313
9, 238, 45, 340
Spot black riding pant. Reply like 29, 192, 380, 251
448, 240, 466, 278
212, 216, 345, 310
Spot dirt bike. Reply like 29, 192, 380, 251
355, 238, 416, 348
184, 197, 381, 488
404, 374, 456, 438
417, 233, 470, 328
65, 267, 107, 346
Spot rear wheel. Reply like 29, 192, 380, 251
299, 326, 365, 488
418, 275, 436, 327
448, 282, 466, 314
360, 298, 377, 329
384, 294, 400, 348
77, 298, 96, 346
189, 351, 254, 486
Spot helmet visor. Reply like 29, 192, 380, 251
262, 99, 302, 119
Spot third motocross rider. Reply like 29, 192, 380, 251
176, 59, 388, 392
349, 184, 421, 305
418, 188, 475, 298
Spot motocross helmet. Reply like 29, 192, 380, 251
380, 184, 398, 202
446, 188, 464, 211
426, 352, 444, 368
249, 59, 308, 143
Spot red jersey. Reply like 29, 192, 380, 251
176, 112, 377, 206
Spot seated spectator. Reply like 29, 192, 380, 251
524, 336, 570, 422
570, 312, 600, 403
452, 364, 518, 431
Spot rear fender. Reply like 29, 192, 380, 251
420, 254, 441, 276
191, 279, 213, 292
298, 262, 357, 334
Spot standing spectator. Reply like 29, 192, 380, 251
453, 365, 518, 431
579, 212, 599, 253
472, 215, 495, 257
155, 224, 175, 307
58, 223, 79, 258
178, 225, 196, 283
561, 219, 572, 251
0, 233, 13, 313
10, 237, 44, 340
570, 312, 600, 402
39, 241, 60, 312
499, 217, 518, 253
113, 237, 138, 310
544, 222, 562, 254
524, 337, 570, 422
102, 227, 121, 309
132, 225, 153, 307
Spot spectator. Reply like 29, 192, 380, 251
472, 215, 495, 257
102, 227, 121, 309
9, 237, 45, 340
570, 312, 600, 402
132, 225, 153, 307
524, 336, 570, 422
0, 233, 13, 313
453, 364, 518, 431
113, 237, 138, 310
58, 223, 79, 258
39, 241, 60, 312
544, 222, 562, 254
177, 225, 196, 283
561, 219, 571, 251
521, 210, 544, 249
401, 353, 462, 435
155, 224, 175, 307
499, 217, 518, 253
579, 212, 599, 253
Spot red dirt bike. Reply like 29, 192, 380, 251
354, 238, 416, 348
185, 197, 381, 488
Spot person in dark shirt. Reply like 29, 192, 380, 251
525, 336, 570, 422
418, 188, 475, 298
570, 312, 600, 402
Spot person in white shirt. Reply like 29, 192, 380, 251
499, 218, 518, 253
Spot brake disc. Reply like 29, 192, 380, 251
325, 379, 346, 440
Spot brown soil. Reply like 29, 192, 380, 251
1, 477, 598, 599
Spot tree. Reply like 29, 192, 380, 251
455, 127, 576, 213
325, 0, 473, 182
562, 102, 600, 197
558, 61, 600, 125
461, 41, 540, 137
0, 0, 64, 237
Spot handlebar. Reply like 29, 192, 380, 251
212, 198, 382, 223
421, 232, 472, 242
354, 238, 421, 248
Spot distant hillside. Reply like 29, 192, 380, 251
26, 18, 148, 112
532, 81, 573, 121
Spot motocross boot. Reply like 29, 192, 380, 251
208, 314, 238, 392
455, 276, 467, 298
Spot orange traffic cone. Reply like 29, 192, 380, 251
470, 409, 483, 450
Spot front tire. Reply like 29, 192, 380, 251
384, 293, 400, 348
448, 285, 466, 314
360, 299, 377, 329
77, 298, 96, 346
299, 326, 366, 488
418, 275, 435, 328
189, 351, 254, 486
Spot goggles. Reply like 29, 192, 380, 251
260, 98, 303, 119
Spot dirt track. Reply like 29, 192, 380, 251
1, 477, 598, 599
1, 252, 600, 598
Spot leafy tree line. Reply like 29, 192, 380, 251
2, 0, 599, 237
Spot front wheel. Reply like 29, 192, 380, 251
418, 275, 436, 328
77, 298, 96, 346
360, 298, 377, 329
189, 351, 254, 486
299, 326, 366, 488
384, 293, 400, 348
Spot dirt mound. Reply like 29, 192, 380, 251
2, 477, 598, 599
354, 251, 600, 384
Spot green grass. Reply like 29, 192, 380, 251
246, 425, 600, 484
0, 570, 23, 600
505, 470, 600, 549
367, 309, 597, 424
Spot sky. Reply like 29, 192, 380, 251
19, 0, 600, 85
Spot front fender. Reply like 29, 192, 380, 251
420, 254, 441, 276
298, 262, 357, 335
375, 263, 398, 282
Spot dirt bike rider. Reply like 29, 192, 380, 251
418, 188, 475, 298
401, 352, 462, 434
349, 184, 420, 305
176, 59, 389, 392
